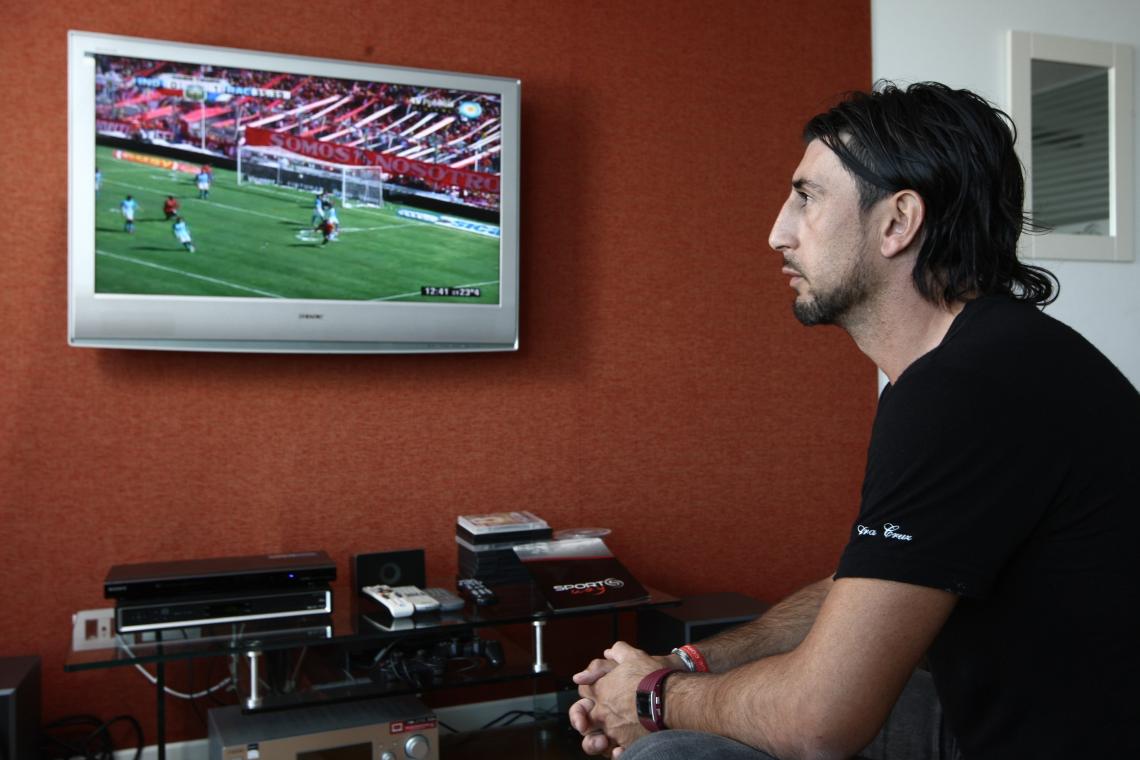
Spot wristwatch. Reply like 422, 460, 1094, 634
636, 667, 681, 732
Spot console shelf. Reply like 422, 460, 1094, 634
65, 583, 677, 759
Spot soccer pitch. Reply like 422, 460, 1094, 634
94, 145, 501, 303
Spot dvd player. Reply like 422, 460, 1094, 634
105, 551, 336, 599
116, 587, 333, 632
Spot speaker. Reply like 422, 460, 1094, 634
637, 592, 770, 655
0, 656, 41, 760
352, 549, 426, 590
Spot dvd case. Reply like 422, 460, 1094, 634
457, 511, 549, 535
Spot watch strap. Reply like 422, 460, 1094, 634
636, 667, 681, 732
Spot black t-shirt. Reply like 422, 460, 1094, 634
835, 296, 1140, 759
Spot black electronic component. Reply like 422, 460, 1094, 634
104, 551, 336, 600
352, 549, 426, 591
0, 656, 40, 760
116, 587, 332, 632
636, 592, 770, 655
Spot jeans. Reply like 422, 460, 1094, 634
621, 730, 778, 759
620, 668, 962, 760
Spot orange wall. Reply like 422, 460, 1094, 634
0, 0, 874, 741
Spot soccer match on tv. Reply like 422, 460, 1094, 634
92, 54, 504, 304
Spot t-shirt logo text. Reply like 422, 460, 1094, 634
883, 523, 913, 541
856, 524, 914, 541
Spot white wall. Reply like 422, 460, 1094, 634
872, 0, 1140, 388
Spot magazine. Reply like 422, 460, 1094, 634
513, 538, 650, 611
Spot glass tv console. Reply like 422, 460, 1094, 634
66, 583, 677, 759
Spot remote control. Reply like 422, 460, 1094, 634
423, 586, 465, 612
392, 585, 441, 613
457, 578, 498, 606
362, 584, 415, 618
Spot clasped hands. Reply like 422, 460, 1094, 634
569, 641, 671, 757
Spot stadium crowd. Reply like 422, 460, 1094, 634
96, 56, 502, 204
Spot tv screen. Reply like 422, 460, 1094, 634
67, 31, 520, 352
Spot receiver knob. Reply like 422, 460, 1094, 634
404, 735, 430, 759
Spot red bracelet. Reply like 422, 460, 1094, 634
678, 644, 709, 673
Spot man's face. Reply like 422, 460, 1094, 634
768, 140, 880, 327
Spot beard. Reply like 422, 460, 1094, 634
790, 249, 875, 327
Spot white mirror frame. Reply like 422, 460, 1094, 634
1008, 30, 1134, 262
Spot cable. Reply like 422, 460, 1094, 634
117, 634, 233, 700
286, 645, 309, 693
370, 638, 403, 667
102, 716, 145, 760
42, 715, 105, 760
481, 709, 533, 730
445, 656, 483, 675
479, 706, 561, 731
130, 661, 233, 699
189, 653, 234, 726
42, 714, 144, 760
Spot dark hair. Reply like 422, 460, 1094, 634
803, 81, 1057, 306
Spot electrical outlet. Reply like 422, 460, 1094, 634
72, 608, 118, 651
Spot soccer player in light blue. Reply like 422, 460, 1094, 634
196, 168, 212, 200
120, 195, 139, 234
172, 216, 196, 253
95, 167, 102, 199
311, 192, 327, 227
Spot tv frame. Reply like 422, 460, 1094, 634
67, 31, 520, 353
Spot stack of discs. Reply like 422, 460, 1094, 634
456, 511, 552, 585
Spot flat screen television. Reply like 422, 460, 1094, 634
67, 31, 520, 353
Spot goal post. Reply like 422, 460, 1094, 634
236, 144, 386, 208
341, 165, 387, 209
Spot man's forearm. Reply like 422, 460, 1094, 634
657, 577, 956, 760
570, 576, 835, 755
665, 651, 808, 758
687, 576, 833, 671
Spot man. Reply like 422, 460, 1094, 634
120, 194, 139, 234
163, 195, 180, 220
314, 200, 340, 245
570, 82, 1139, 759
171, 215, 195, 253
311, 191, 328, 228
196, 167, 212, 200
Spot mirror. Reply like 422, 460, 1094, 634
1031, 60, 1109, 236
1008, 31, 1134, 261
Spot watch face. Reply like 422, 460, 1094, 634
636, 689, 652, 718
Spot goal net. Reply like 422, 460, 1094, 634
341, 165, 386, 209
236, 145, 386, 208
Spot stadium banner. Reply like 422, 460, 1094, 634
244, 127, 500, 194
98, 119, 175, 142
397, 209, 501, 239
97, 119, 135, 135
112, 149, 200, 175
